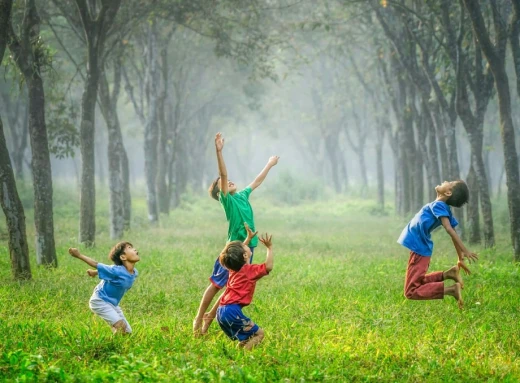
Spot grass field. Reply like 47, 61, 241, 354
0, 185, 519, 382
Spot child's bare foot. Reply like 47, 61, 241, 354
445, 282, 463, 310
201, 313, 214, 334
444, 265, 464, 289
453, 282, 463, 309
193, 317, 203, 337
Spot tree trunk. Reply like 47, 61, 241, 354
0, 118, 31, 279
144, 23, 159, 223
463, 0, 520, 259
375, 140, 385, 211
0, 0, 31, 279
6, 0, 57, 265
79, 65, 98, 246
468, 130, 494, 247
466, 163, 480, 244
121, 149, 131, 230
495, 71, 520, 259
27, 77, 57, 266
99, 72, 125, 240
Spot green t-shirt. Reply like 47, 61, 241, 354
219, 186, 257, 247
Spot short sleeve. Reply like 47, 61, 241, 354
219, 191, 231, 210
245, 263, 268, 281
431, 202, 451, 219
238, 186, 252, 200
449, 214, 459, 228
431, 202, 458, 228
97, 264, 118, 281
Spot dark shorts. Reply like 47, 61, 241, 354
217, 304, 259, 341
209, 247, 255, 289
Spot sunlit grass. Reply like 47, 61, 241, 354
0, 188, 519, 382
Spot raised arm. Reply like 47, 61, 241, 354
68, 248, 99, 268
215, 133, 228, 196
259, 233, 274, 272
243, 222, 258, 246
441, 217, 478, 264
249, 156, 279, 191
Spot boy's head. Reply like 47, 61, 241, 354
436, 180, 469, 207
208, 177, 237, 201
219, 241, 252, 271
108, 241, 140, 265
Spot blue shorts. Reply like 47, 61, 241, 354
217, 304, 259, 341
209, 247, 255, 289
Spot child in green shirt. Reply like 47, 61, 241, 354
193, 132, 279, 336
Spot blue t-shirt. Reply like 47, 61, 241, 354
93, 264, 138, 306
397, 201, 458, 256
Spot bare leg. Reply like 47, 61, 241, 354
202, 293, 223, 334
443, 265, 464, 289
239, 328, 265, 351
194, 284, 220, 336
444, 282, 463, 309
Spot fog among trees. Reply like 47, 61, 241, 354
2, 0, 520, 279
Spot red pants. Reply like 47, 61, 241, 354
404, 252, 444, 300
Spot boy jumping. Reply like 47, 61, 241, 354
193, 132, 279, 335
397, 180, 478, 309
217, 232, 273, 350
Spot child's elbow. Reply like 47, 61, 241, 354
266, 264, 274, 273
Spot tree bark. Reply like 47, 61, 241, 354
75, 0, 123, 246
466, 163, 480, 244
463, 0, 520, 259
99, 66, 128, 240
0, 0, 31, 279
144, 22, 159, 223
7, 0, 57, 266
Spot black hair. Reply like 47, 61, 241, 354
208, 177, 220, 201
446, 180, 469, 207
108, 241, 133, 265
219, 241, 247, 272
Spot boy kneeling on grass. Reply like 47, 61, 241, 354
69, 242, 139, 334
216, 227, 273, 350
398, 180, 478, 309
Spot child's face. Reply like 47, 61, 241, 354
121, 245, 140, 263
435, 181, 455, 196
242, 244, 252, 262
219, 179, 237, 194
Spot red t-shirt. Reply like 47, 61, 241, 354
220, 263, 269, 307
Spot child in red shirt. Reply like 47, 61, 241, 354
217, 232, 273, 350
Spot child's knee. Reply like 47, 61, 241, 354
255, 328, 264, 341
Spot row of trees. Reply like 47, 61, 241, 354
2, 0, 520, 281
0, 0, 279, 279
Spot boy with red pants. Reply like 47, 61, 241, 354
398, 180, 478, 309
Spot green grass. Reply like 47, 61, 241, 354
0, 186, 519, 382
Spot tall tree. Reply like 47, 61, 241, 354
52, 0, 123, 245
0, 0, 31, 279
8, 0, 57, 266
463, 0, 520, 260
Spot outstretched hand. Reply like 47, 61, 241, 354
268, 156, 280, 167
462, 251, 478, 263
457, 260, 471, 276
259, 233, 273, 249
244, 222, 258, 241
68, 248, 80, 258
215, 132, 224, 151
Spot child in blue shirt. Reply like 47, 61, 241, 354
397, 180, 478, 309
69, 242, 140, 334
